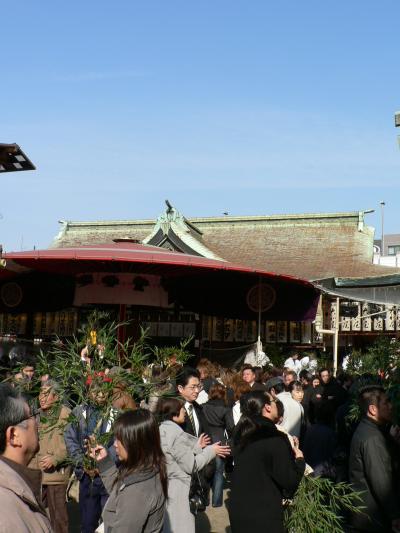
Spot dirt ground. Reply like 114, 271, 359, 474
68, 487, 232, 533
195, 488, 232, 533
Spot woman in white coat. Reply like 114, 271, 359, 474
157, 397, 230, 533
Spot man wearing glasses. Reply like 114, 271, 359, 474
176, 367, 215, 504
176, 367, 211, 438
0, 383, 51, 531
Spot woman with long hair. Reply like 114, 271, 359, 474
156, 397, 230, 533
90, 408, 167, 532
229, 391, 305, 533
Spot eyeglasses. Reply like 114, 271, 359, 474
185, 385, 203, 391
17, 407, 41, 426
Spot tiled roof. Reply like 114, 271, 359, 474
51, 210, 400, 281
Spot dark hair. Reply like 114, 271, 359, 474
241, 390, 271, 415
288, 380, 303, 393
336, 372, 352, 387
234, 391, 273, 450
156, 397, 184, 422
319, 368, 330, 376
253, 367, 264, 384
208, 383, 226, 401
272, 381, 285, 395
113, 409, 168, 498
269, 367, 284, 377
276, 399, 284, 419
242, 365, 255, 374
175, 367, 200, 389
358, 386, 386, 416
299, 370, 312, 382
0, 383, 28, 454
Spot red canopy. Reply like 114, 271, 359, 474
2, 242, 307, 283
0, 242, 319, 320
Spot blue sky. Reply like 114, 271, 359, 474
1, 1, 399, 250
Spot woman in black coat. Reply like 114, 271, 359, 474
229, 390, 305, 533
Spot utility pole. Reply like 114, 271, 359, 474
333, 297, 340, 377
380, 201, 385, 256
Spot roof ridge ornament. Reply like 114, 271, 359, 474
142, 202, 226, 261
161, 199, 181, 226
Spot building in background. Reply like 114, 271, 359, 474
1, 202, 399, 364
49, 204, 400, 357
374, 234, 400, 267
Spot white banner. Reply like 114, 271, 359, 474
74, 273, 168, 307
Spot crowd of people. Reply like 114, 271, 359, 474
0, 351, 399, 532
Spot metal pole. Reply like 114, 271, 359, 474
380, 201, 385, 256
256, 277, 262, 365
333, 297, 340, 376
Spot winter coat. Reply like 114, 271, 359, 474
321, 378, 347, 408
349, 417, 400, 532
301, 385, 314, 424
159, 420, 216, 533
202, 398, 235, 443
307, 385, 323, 424
250, 382, 267, 392
64, 403, 116, 480
303, 423, 336, 469
229, 416, 305, 533
0, 457, 52, 532
29, 404, 71, 485
98, 454, 166, 533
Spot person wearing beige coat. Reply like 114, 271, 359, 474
29, 380, 71, 533
0, 383, 51, 532
0, 458, 52, 533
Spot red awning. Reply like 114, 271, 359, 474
0, 242, 319, 320
1, 242, 310, 286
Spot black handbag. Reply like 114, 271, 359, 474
189, 462, 208, 515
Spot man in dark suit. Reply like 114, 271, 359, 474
176, 367, 215, 499
242, 365, 266, 392
176, 367, 211, 437
349, 386, 400, 532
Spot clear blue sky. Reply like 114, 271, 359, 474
2, 1, 399, 250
